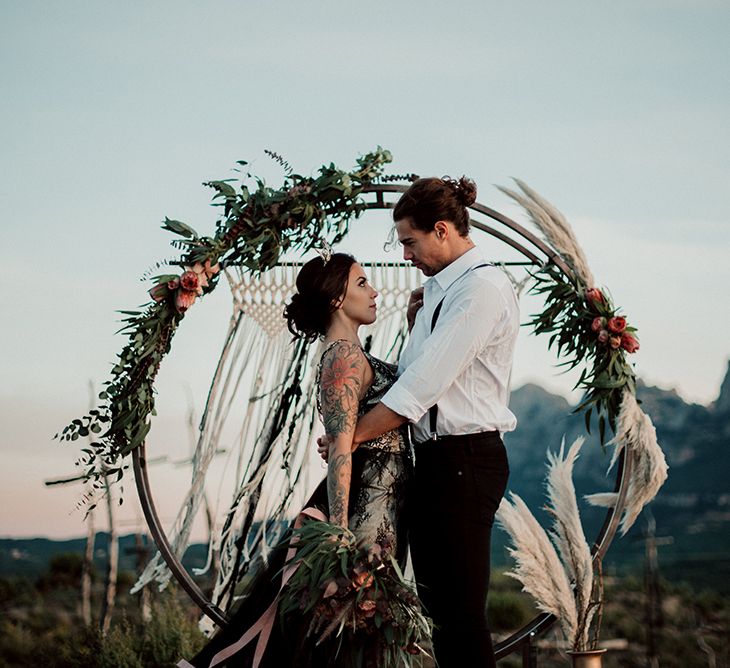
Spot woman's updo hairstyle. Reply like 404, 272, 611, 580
392, 176, 476, 236
284, 252, 357, 342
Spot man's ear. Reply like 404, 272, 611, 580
433, 220, 450, 240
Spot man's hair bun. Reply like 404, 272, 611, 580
392, 174, 477, 237
452, 176, 477, 207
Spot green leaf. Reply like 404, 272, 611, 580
599, 414, 606, 444
162, 218, 196, 238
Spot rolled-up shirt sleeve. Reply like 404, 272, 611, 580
381, 280, 506, 422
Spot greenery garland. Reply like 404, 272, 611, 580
528, 263, 639, 443
56, 148, 639, 503
56, 148, 394, 499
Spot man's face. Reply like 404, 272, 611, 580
395, 217, 446, 276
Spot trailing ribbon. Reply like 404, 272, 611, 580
177, 506, 327, 668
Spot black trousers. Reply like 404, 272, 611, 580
410, 432, 509, 668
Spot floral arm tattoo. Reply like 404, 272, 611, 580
319, 341, 364, 527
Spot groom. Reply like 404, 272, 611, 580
321, 178, 520, 667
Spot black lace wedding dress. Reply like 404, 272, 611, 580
182, 345, 414, 668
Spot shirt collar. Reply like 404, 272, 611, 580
431, 246, 486, 293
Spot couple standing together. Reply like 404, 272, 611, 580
189, 176, 519, 668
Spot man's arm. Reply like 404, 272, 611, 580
353, 402, 407, 446
317, 402, 406, 460
380, 279, 506, 425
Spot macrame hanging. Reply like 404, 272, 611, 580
132, 261, 424, 618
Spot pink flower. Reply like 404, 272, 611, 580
621, 332, 640, 353
585, 287, 604, 305
181, 260, 220, 296
167, 277, 180, 290
197, 259, 220, 280
357, 599, 377, 617
352, 570, 374, 590
609, 335, 621, 350
179, 271, 200, 293
591, 317, 606, 332
175, 289, 197, 313
608, 316, 627, 333
597, 330, 609, 344
148, 284, 168, 303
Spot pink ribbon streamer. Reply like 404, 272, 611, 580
203, 506, 328, 668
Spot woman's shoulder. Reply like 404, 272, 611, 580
319, 339, 367, 365
318, 339, 371, 388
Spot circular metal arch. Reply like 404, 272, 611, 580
133, 180, 632, 659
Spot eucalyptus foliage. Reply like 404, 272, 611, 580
56, 148, 394, 501
528, 264, 638, 443
280, 520, 430, 666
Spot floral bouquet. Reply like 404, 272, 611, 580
279, 520, 431, 667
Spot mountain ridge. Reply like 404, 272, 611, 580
3, 366, 729, 590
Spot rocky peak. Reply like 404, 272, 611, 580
713, 359, 730, 414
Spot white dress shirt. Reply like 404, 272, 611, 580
381, 246, 520, 443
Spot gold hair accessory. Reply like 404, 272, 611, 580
314, 239, 333, 265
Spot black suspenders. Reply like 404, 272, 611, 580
427, 263, 491, 440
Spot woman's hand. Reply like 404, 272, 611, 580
317, 431, 359, 462
406, 287, 424, 332
317, 434, 333, 462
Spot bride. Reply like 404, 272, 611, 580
180, 252, 425, 668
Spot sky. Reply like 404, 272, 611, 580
1, 1, 728, 540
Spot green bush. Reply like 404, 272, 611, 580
488, 590, 535, 632
139, 596, 205, 666
97, 621, 145, 668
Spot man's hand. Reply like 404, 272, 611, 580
406, 287, 424, 332
316, 434, 333, 462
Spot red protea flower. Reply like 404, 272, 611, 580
621, 332, 640, 353
357, 599, 377, 617
175, 289, 197, 313
179, 270, 200, 292
591, 317, 606, 332
585, 288, 604, 305
608, 316, 627, 333
352, 570, 374, 591
181, 261, 220, 297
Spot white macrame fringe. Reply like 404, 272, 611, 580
132, 262, 422, 611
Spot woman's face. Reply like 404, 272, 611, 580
338, 263, 378, 326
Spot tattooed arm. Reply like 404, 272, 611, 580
319, 340, 367, 528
